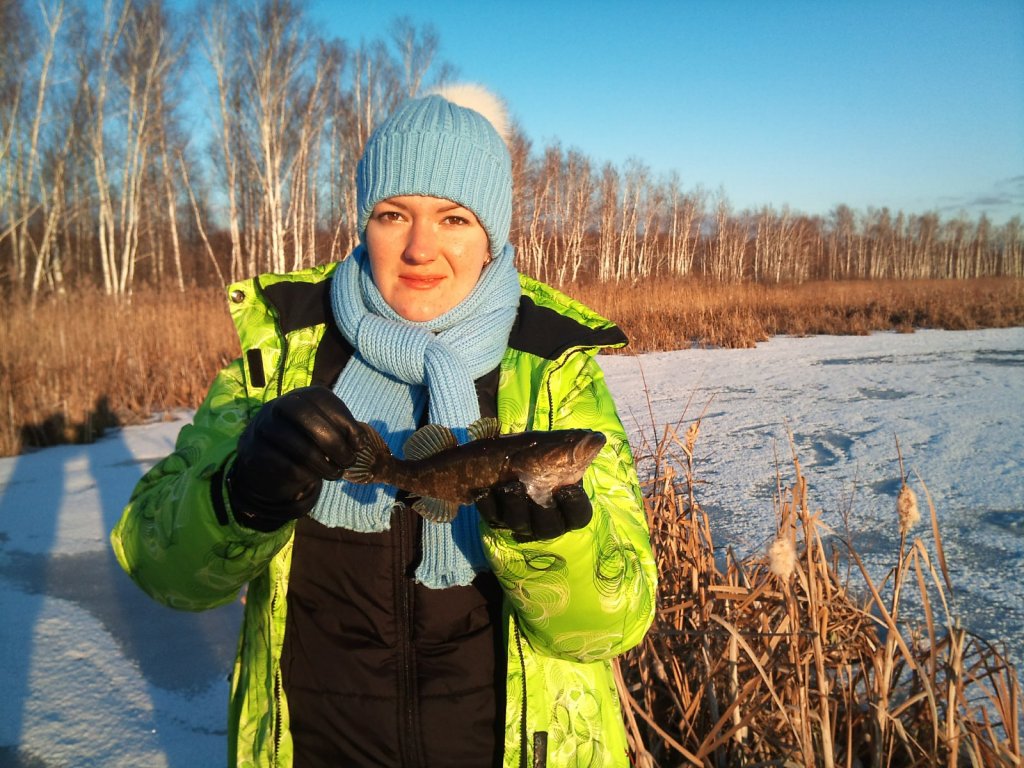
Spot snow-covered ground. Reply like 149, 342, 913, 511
1, 327, 1021, 767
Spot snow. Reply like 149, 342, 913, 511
1, 328, 1021, 766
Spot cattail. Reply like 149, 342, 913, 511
683, 420, 700, 458
650, 652, 669, 685
897, 482, 920, 535
768, 535, 796, 580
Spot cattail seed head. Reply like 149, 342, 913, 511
897, 482, 920, 535
684, 421, 700, 456
651, 653, 669, 684
768, 535, 796, 580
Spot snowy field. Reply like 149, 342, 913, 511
1, 327, 1021, 767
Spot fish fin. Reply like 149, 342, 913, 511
403, 424, 458, 461
412, 496, 459, 523
343, 423, 389, 484
468, 417, 501, 441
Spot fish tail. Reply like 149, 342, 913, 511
343, 423, 391, 484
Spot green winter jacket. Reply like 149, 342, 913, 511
111, 264, 657, 768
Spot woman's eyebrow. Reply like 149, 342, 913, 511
437, 203, 475, 217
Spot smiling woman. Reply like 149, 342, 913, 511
111, 83, 656, 768
365, 195, 491, 322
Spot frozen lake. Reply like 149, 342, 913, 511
601, 327, 1024, 670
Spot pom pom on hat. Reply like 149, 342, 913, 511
425, 83, 511, 145
356, 84, 513, 260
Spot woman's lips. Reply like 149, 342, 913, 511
400, 275, 444, 289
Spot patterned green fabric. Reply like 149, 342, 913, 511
111, 265, 657, 767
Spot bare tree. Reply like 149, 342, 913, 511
79, 0, 181, 297
595, 163, 618, 281
239, 0, 310, 273
390, 17, 453, 98
1, 0, 68, 298
520, 144, 555, 280
662, 173, 702, 279
634, 165, 661, 280
202, 0, 244, 279
707, 194, 747, 282
998, 215, 1022, 277
556, 148, 593, 283
179, 146, 225, 286
826, 204, 857, 280
8, 0, 1024, 298
81, 0, 128, 296
506, 122, 531, 265
332, 38, 398, 252
0, 0, 34, 271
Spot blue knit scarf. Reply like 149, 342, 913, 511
310, 244, 521, 588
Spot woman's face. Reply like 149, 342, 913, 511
364, 195, 490, 322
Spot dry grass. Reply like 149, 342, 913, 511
3, 278, 1022, 456
566, 277, 1024, 351
0, 286, 238, 456
616, 419, 1022, 767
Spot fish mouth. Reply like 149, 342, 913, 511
572, 431, 606, 465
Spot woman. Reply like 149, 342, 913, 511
112, 85, 656, 768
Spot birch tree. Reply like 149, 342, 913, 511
506, 124, 531, 265
201, 0, 244, 279
2, 0, 71, 299
999, 216, 1022, 277
80, 0, 180, 296
328, 19, 444, 256
605, 162, 651, 281
391, 17, 452, 98
0, 0, 33, 281
520, 145, 555, 280
333, 39, 400, 252
663, 173, 702, 278
238, 0, 310, 274
556, 148, 593, 283
707, 195, 748, 281
595, 163, 618, 281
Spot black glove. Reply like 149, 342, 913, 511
227, 386, 362, 532
473, 480, 593, 542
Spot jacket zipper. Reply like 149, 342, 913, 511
396, 505, 422, 766
260, 274, 287, 767
514, 619, 528, 768
526, 350, 591, 768
542, 346, 596, 431
275, 336, 288, 399
271, 581, 283, 766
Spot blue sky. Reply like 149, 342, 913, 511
309, 0, 1024, 224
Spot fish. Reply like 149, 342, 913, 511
342, 417, 606, 523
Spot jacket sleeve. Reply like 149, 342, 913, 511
110, 359, 293, 611
481, 353, 657, 663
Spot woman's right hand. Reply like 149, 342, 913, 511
227, 385, 363, 532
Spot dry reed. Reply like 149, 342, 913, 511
616, 420, 1022, 767
567, 277, 1024, 352
2, 278, 1022, 456
0, 287, 238, 456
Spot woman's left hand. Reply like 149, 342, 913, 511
473, 480, 592, 542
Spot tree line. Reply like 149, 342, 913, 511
2, 0, 1021, 303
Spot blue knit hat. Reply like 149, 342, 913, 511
356, 87, 513, 260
